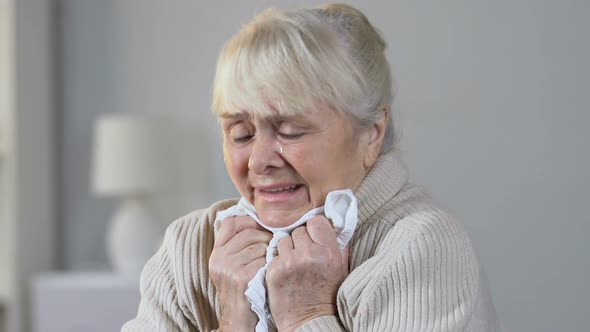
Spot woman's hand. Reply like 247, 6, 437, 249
209, 216, 272, 332
266, 216, 350, 332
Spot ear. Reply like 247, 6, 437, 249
363, 108, 390, 169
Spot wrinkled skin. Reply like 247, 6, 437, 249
213, 107, 389, 330
266, 216, 350, 332
209, 216, 272, 332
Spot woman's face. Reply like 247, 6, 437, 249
221, 106, 371, 228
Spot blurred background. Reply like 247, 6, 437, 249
1, 0, 589, 331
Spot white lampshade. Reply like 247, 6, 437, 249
92, 113, 171, 196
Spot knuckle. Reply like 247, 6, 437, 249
221, 217, 237, 231
300, 250, 327, 266
250, 257, 266, 270
300, 254, 315, 267
235, 215, 254, 223
235, 215, 257, 229
266, 261, 282, 283
262, 231, 273, 241
309, 215, 325, 222
243, 243, 262, 257
242, 228, 272, 243
277, 236, 290, 246
256, 242, 268, 254
309, 216, 330, 228
246, 227, 261, 235
240, 228, 258, 239
236, 216, 249, 228
292, 225, 307, 236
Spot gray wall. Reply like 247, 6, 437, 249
59, 1, 590, 331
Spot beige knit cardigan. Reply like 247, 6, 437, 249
122, 150, 504, 331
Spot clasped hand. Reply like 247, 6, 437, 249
209, 216, 349, 332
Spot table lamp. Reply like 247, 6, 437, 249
92, 113, 170, 276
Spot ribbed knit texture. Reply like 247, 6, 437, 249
122, 150, 504, 332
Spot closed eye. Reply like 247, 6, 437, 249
276, 123, 306, 141
278, 132, 304, 140
232, 134, 254, 143
227, 121, 255, 143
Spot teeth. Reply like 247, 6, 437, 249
265, 185, 298, 193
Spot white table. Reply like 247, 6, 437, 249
33, 271, 141, 332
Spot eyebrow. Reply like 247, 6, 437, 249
219, 112, 305, 123
219, 112, 251, 120
268, 114, 304, 122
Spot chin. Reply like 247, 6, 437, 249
258, 211, 303, 228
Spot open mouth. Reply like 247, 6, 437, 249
255, 184, 304, 203
262, 184, 302, 193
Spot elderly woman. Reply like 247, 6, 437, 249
123, 3, 502, 332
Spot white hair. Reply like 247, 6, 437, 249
212, 3, 396, 151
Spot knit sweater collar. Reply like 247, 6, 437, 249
354, 149, 409, 224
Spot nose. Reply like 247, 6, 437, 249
248, 134, 284, 174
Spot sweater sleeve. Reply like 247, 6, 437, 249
359, 215, 481, 332
121, 220, 198, 332
297, 212, 494, 332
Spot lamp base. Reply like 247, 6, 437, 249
106, 197, 163, 276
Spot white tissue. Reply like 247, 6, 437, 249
214, 189, 358, 332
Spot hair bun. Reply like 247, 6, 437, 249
316, 3, 386, 52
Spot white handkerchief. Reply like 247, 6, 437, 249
214, 189, 358, 332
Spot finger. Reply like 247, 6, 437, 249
306, 216, 339, 248
225, 228, 272, 253
215, 215, 262, 248
291, 225, 314, 250
276, 235, 294, 256
244, 257, 267, 275
236, 242, 268, 265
